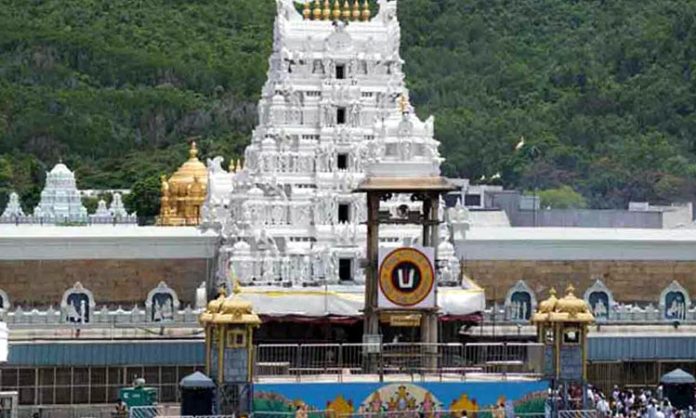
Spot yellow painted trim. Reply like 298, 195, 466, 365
554, 323, 561, 380
582, 324, 588, 381
204, 327, 211, 375
247, 328, 254, 382
217, 325, 225, 385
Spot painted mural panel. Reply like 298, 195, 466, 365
254, 380, 549, 417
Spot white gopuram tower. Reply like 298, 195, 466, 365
34, 162, 88, 221
1, 192, 25, 219
203, 0, 468, 295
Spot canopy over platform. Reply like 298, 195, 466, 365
661, 368, 696, 384
237, 284, 485, 323
354, 177, 457, 193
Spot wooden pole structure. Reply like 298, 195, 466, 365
364, 191, 380, 337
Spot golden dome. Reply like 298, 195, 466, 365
157, 141, 209, 226
168, 142, 208, 189
532, 285, 594, 323
556, 285, 590, 317
537, 288, 558, 313
199, 282, 261, 326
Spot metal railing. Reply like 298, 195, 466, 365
0, 215, 137, 226
128, 405, 182, 418
253, 342, 544, 381
19, 404, 121, 418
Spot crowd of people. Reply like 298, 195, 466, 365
585, 385, 696, 418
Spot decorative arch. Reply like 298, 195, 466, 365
145, 281, 180, 323
583, 279, 615, 321
504, 280, 536, 322
660, 281, 690, 321
60, 282, 95, 324
0, 289, 10, 310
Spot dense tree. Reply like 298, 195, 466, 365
1, 0, 696, 209
124, 176, 161, 223
538, 186, 587, 209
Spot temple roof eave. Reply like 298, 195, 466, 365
354, 176, 457, 193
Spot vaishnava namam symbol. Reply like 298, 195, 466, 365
396, 264, 416, 289
379, 248, 434, 307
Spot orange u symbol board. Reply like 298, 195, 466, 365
378, 247, 435, 307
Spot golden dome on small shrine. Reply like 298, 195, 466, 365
199, 282, 261, 326
167, 142, 208, 190
537, 287, 558, 314
532, 285, 594, 323
556, 285, 590, 315
157, 141, 208, 226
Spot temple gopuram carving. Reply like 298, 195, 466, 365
158, 142, 209, 226
199, 0, 469, 294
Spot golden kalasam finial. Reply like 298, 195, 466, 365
332, 0, 341, 20
235, 159, 242, 172
565, 284, 575, 296
361, 0, 370, 21
217, 285, 227, 298
342, 0, 351, 20
303, 1, 311, 20
549, 287, 557, 298
352, 0, 361, 21
189, 141, 199, 159
313, 0, 322, 20
322, 0, 331, 20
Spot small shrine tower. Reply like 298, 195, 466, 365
199, 282, 261, 415
158, 141, 208, 226
532, 285, 594, 408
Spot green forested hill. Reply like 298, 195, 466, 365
1, 0, 696, 212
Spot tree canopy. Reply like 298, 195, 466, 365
1, 0, 696, 212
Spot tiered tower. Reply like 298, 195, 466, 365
1, 192, 25, 219
203, 0, 460, 288
89, 193, 134, 223
34, 162, 88, 220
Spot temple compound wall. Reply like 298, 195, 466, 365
455, 227, 696, 305
0, 259, 211, 307
462, 260, 696, 304
0, 225, 217, 307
